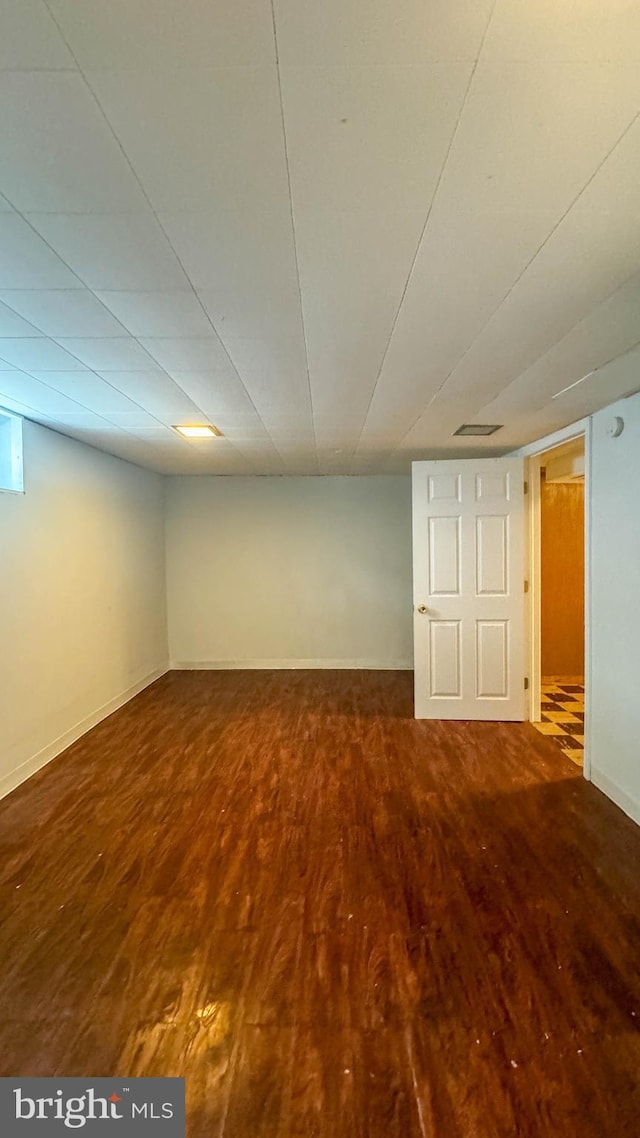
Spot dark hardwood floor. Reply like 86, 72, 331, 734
1, 670, 639, 1136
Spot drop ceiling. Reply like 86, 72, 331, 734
0, 0, 639, 475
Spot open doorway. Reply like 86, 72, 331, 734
529, 436, 586, 768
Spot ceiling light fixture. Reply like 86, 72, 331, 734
453, 424, 503, 437
173, 424, 221, 438
551, 371, 596, 400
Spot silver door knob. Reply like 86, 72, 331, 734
417, 604, 429, 614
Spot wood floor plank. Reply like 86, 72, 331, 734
0, 669, 639, 1137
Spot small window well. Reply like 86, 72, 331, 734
453, 424, 503, 437
0, 408, 24, 493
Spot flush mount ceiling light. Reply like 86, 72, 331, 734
453, 424, 503, 437
173, 424, 222, 438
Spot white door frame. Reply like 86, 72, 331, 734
511, 418, 592, 780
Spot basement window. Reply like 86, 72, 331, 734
0, 409, 24, 493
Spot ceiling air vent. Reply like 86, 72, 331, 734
453, 424, 503, 437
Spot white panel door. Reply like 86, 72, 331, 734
412, 458, 525, 720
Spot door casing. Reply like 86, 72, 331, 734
512, 419, 592, 781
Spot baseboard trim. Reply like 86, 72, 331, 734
591, 767, 640, 828
0, 664, 169, 803
170, 658, 414, 671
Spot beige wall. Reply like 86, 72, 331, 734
0, 420, 168, 795
165, 475, 413, 668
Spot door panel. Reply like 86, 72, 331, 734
430, 621, 462, 698
413, 458, 525, 720
476, 515, 508, 595
476, 620, 509, 698
429, 516, 461, 595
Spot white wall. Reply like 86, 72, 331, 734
165, 475, 412, 669
589, 391, 640, 824
4, 407, 640, 824
0, 421, 168, 796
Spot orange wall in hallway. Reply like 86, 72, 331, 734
541, 478, 585, 677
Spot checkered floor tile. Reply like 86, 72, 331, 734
532, 680, 584, 767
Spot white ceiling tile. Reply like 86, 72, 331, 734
554, 344, 640, 409
139, 435, 191, 452
485, 0, 640, 63
47, 0, 275, 68
358, 208, 557, 438
210, 411, 268, 427
0, 301, 43, 338
274, 0, 494, 64
0, 72, 148, 212
264, 429, 316, 445
572, 116, 640, 217
139, 337, 235, 375
55, 337, 158, 371
474, 274, 640, 421
494, 346, 640, 446
0, 337, 85, 371
161, 210, 302, 338
95, 291, 213, 338
314, 430, 358, 448
25, 213, 190, 290
159, 210, 291, 287
0, 0, 75, 68
260, 412, 316, 429
45, 412, 123, 431
99, 410, 164, 429
0, 390, 50, 418
221, 425, 273, 441
1, 5, 637, 470
491, 411, 574, 451
296, 209, 429, 415
26, 371, 150, 414
126, 430, 192, 447
235, 444, 283, 472
316, 452, 352, 475
427, 208, 640, 417
87, 67, 290, 212
280, 459, 319, 474
0, 214, 79, 288
165, 372, 256, 415
281, 63, 472, 212
0, 289, 126, 337
223, 335, 307, 378
0, 371, 87, 412
238, 375, 312, 419
434, 61, 640, 215
95, 371, 204, 417
123, 406, 199, 429
222, 336, 311, 416
197, 284, 303, 341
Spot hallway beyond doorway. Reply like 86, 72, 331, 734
531, 680, 585, 767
